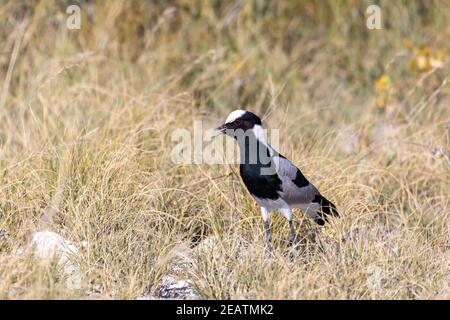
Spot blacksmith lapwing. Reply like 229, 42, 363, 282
217, 110, 339, 250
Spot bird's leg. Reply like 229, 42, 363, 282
261, 207, 272, 254
280, 208, 297, 261
280, 208, 296, 246
288, 220, 296, 246
264, 220, 272, 253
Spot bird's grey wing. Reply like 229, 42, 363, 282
274, 155, 319, 205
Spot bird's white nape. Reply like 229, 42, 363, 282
251, 124, 268, 145
225, 109, 246, 123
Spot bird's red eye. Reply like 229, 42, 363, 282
235, 119, 241, 125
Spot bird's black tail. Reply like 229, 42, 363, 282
312, 194, 339, 225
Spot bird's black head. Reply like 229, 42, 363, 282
217, 110, 262, 136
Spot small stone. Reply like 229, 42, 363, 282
0, 229, 8, 242
155, 276, 198, 300
31, 231, 82, 290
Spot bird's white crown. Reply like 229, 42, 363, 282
225, 109, 246, 123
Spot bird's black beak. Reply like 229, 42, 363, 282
216, 123, 227, 134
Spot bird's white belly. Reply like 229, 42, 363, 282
253, 195, 322, 220
252, 196, 290, 211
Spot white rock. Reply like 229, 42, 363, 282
32, 231, 78, 259
0, 229, 8, 241
31, 231, 82, 289
156, 276, 198, 299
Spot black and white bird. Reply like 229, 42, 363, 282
217, 110, 339, 250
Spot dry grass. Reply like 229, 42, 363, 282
0, 0, 449, 299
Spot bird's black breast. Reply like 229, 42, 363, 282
239, 163, 282, 200
237, 132, 282, 200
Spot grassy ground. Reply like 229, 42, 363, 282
0, 0, 449, 299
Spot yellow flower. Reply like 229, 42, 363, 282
374, 74, 392, 110
374, 74, 391, 91
408, 44, 445, 72
429, 50, 445, 69
416, 55, 429, 71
